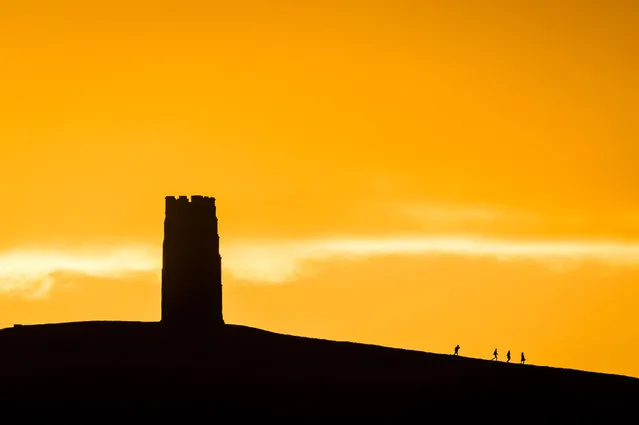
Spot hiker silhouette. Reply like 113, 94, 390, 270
454, 345, 460, 356
521, 352, 526, 364
492, 348, 498, 360
506, 350, 511, 363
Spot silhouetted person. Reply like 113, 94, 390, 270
506, 350, 511, 363
492, 348, 498, 361
454, 345, 460, 356
521, 352, 526, 364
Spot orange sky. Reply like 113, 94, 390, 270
1, 0, 638, 377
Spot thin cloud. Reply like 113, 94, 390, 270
222, 236, 639, 283
0, 246, 160, 298
3, 236, 639, 297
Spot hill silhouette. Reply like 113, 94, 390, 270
1, 195, 637, 422
0, 321, 637, 422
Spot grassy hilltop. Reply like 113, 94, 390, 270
0, 321, 636, 423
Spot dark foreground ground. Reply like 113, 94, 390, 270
0, 321, 637, 423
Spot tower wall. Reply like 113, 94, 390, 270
161, 195, 224, 329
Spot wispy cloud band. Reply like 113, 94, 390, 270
0, 245, 160, 297
2, 236, 639, 297
222, 236, 639, 282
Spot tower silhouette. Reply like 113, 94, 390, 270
161, 195, 224, 329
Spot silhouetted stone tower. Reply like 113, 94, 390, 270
161, 195, 224, 329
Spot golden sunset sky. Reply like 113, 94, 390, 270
1, 0, 638, 377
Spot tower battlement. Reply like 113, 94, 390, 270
161, 194, 224, 329
165, 195, 217, 214
165, 195, 216, 204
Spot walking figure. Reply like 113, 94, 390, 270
506, 350, 511, 363
454, 345, 460, 356
492, 348, 498, 361
521, 352, 526, 365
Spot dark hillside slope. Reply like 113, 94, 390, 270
0, 321, 636, 423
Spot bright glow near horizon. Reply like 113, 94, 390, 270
3, 236, 639, 296
0, 246, 160, 297
223, 236, 639, 282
